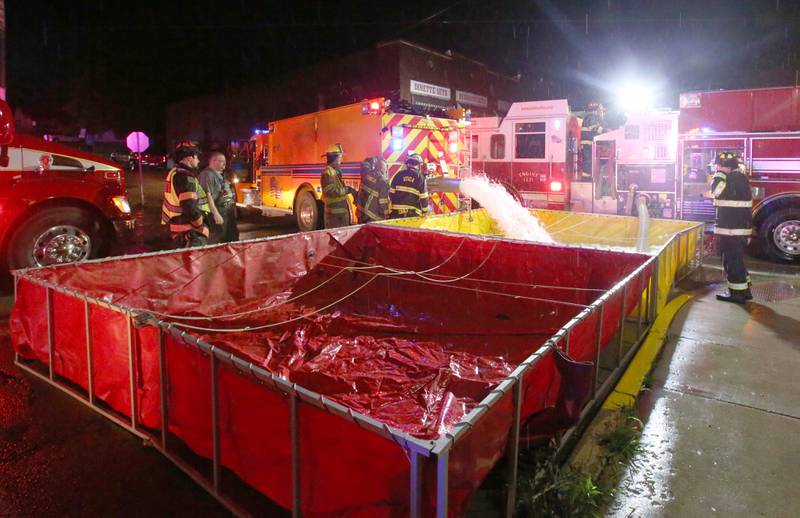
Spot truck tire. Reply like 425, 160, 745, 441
294, 190, 321, 232
6, 206, 103, 270
760, 207, 800, 263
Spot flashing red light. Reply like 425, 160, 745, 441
550, 181, 563, 192
370, 101, 380, 111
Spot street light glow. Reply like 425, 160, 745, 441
617, 83, 654, 113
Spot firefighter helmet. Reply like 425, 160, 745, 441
322, 143, 344, 157
173, 140, 201, 161
406, 153, 423, 166
715, 151, 739, 169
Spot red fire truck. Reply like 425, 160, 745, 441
0, 100, 133, 270
469, 100, 581, 210
580, 87, 800, 263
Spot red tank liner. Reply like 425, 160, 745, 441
10, 225, 651, 516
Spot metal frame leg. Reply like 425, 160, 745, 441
505, 380, 523, 517
617, 285, 627, 366
158, 328, 169, 449
84, 300, 94, 405
46, 287, 55, 380
211, 353, 220, 493
592, 306, 604, 396
410, 451, 423, 518
436, 450, 449, 518
291, 393, 301, 518
127, 315, 137, 430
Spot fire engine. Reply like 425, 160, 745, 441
237, 98, 468, 231
469, 100, 581, 210
0, 100, 133, 271
579, 86, 800, 263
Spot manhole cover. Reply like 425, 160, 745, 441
750, 281, 800, 303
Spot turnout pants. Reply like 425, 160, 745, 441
718, 235, 750, 293
324, 210, 351, 229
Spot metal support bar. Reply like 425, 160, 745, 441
636, 270, 644, 336
649, 257, 660, 322
46, 287, 55, 380
84, 300, 94, 405
158, 327, 168, 449
617, 283, 627, 366
410, 451, 423, 518
127, 315, 137, 430
592, 306, 604, 396
291, 393, 301, 518
644, 266, 652, 324
210, 353, 220, 493
564, 327, 571, 355
436, 450, 449, 518
505, 380, 523, 518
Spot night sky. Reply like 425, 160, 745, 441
7, 0, 800, 144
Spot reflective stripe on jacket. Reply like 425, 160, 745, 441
161, 166, 210, 236
356, 169, 390, 221
712, 168, 752, 235
389, 167, 429, 217
321, 165, 351, 215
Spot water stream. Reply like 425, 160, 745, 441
459, 175, 553, 243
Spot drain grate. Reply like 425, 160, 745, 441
750, 281, 800, 303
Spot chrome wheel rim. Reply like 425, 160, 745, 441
773, 219, 800, 257
298, 199, 315, 229
32, 225, 91, 266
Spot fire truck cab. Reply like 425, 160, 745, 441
0, 100, 133, 271
571, 110, 680, 217
238, 99, 467, 231
587, 87, 800, 263
470, 100, 581, 210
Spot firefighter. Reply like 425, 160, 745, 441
712, 151, 753, 303
320, 143, 356, 228
161, 141, 211, 248
355, 156, 390, 223
389, 153, 429, 218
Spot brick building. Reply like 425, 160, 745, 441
166, 40, 524, 150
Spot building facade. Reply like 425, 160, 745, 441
166, 40, 524, 150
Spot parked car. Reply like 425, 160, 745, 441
140, 153, 167, 168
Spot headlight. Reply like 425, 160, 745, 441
112, 195, 131, 214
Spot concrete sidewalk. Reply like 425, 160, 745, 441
609, 267, 800, 517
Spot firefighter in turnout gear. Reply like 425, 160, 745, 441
389, 153, 429, 218
161, 141, 211, 248
712, 152, 753, 303
320, 143, 356, 228
355, 156, 390, 223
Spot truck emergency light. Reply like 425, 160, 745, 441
392, 138, 403, 151
362, 99, 385, 115
550, 181, 563, 192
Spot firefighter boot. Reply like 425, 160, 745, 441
716, 291, 748, 304
743, 287, 753, 300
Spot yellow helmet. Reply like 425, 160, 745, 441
323, 143, 344, 156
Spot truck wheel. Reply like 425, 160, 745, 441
6, 207, 103, 269
294, 191, 321, 232
760, 208, 800, 263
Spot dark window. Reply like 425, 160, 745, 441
515, 121, 546, 159
515, 134, 546, 159
53, 155, 85, 169
471, 135, 479, 159
490, 134, 505, 159
624, 125, 640, 139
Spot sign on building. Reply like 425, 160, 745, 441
410, 80, 451, 101
456, 90, 488, 108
